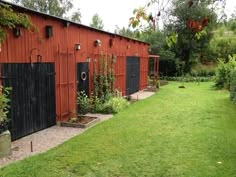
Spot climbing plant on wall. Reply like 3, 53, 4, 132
0, 2, 34, 43
0, 86, 11, 134
92, 53, 115, 103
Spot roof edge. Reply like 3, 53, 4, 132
1, 0, 149, 45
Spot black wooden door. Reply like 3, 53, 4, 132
77, 62, 89, 96
1, 63, 56, 140
126, 57, 140, 95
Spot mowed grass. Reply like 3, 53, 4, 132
1, 82, 236, 177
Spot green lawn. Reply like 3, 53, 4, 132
1, 82, 236, 177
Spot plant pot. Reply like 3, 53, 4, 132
0, 130, 12, 158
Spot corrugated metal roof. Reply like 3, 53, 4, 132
1, 0, 149, 45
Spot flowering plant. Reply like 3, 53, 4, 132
0, 86, 11, 134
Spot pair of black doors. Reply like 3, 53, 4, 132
1, 62, 89, 140
1, 63, 56, 140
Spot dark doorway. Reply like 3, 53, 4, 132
77, 62, 89, 96
1, 63, 56, 140
126, 57, 140, 95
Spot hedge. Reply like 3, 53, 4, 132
162, 76, 213, 82
230, 69, 236, 104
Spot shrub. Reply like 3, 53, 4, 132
164, 76, 213, 82
92, 54, 115, 104
215, 55, 236, 89
0, 86, 11, 134
190, 69, 215, 77
0, 3, 34, 43
230, 69, 236, 104
77, 91, 90, 115
101, 97, 129, 114
90, 95, 104, 113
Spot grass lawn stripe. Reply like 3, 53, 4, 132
0, 82, 236, 177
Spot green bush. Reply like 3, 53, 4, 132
215, 55, 236, 89
230, 69, 236, 104
77, 91, 90, 115
90, 95, 104, 113
101, 97, 129, 114
0, 86, 11, 134
90, 90, 129, 114
190, 69, 215, 77
164, 76, 213, 82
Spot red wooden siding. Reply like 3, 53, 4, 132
0, 4, 150, 122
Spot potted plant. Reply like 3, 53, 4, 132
0, 86, 11, 158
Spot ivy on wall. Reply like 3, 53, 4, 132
0, 2, 34, 43
92, 53, 115, 103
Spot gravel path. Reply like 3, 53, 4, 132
130, 90, 155, 100
0, 113, 112, 168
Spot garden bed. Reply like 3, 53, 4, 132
61, 116, 100, 128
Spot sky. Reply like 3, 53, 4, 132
74, 0, 236, 32
72, 0, 148, 32
6, 0, 236, 32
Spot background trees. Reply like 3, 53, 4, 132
12, 0, 73, 18
89, 13, 104, 30
114, 26, 140, 39
165, 0, 217, 73
71, 8, 82, 23
140, 31, 176, 76
12, 0, 82, 23
129, 0, 233, 76
208, 18, 236, 61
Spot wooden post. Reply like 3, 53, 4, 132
153, 58, 157, 86
30, 141, 33, 152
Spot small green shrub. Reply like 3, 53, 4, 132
90, 95, 104, 113
215, 55, 236, 89
101, 97, 129, 114
190, 69, 215, 77
0, 86, 11, 134
164, 76, 213, 82
90, 90, 129, 114
77, 91, 90, 115
230, 69, 236, 104
156, 80, 160, 88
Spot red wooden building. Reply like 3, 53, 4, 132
0, 2, 151, 140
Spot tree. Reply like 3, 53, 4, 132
71, 8, 82, 23
114, 26, 140, 39
165, 0, 218, 72
140, 31, 176, 76
130, 0, 225, 73
12, 0, 73, 18
207, 19, 236, 61
0, 2, 33, 43
90, 13, 104, 30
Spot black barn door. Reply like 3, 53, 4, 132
126, 57, 140, 95
1, 63, 56, 140
77, 62, 89, 96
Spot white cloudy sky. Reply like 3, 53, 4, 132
6, 0, 236, 31
72, 0, 147, 32
73, 0, 236, 32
